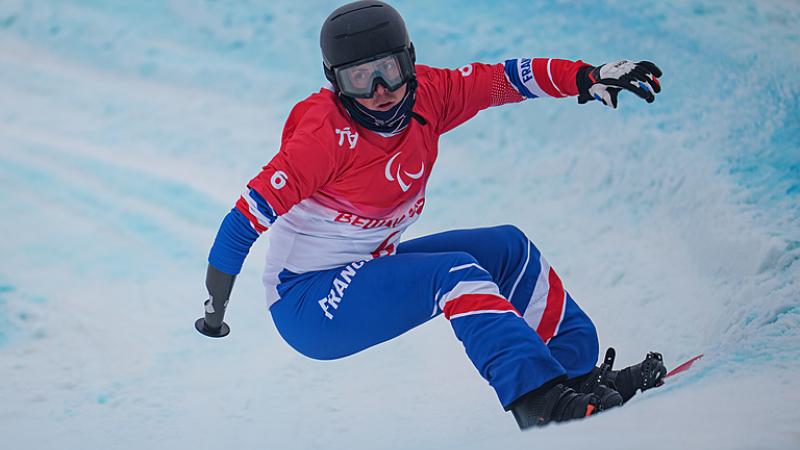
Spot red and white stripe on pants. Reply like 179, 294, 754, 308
522, 255, 567, 343
439, 263, 521, 320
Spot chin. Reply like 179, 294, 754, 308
354, 96, 401, 112
373, 103, 396, 111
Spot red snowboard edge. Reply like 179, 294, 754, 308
665, 354, 704, 379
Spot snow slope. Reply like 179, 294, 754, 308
1, 1, 798, 449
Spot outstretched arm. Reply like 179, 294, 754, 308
505, 57, 662, 108
430, 57, 662, 134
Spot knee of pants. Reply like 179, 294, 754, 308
487, 224, 530, 262
437, 251, 498, 296
439, 251, 490, 284
449, 250, 478, 263
492, 224, 528, 242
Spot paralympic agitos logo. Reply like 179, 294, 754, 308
385, 151, 425, 192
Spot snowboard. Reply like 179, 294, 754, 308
664, 353, 704, 380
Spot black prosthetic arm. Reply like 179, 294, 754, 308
195, 264, 236, 338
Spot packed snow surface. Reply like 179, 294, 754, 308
1, 1, 798, 449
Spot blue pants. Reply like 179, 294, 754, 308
269, 225, 599, 408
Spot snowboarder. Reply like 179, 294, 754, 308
196, 0, 667, 429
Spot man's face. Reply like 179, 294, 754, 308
336, 53, 409, 110
353, 82, 407, 111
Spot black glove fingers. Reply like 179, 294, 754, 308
630, 66, 651, 81
604, 78, 654, 103
634, 83, 656, 103
620, 69, 657, 102
626, 78, 656, 103
607, 87, 621, 109
646, 76, 661, 94
633, 64, 661, 93
630, 70, 659, 98
637, 60, 663, 78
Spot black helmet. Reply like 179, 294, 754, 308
321, 1, 416, 97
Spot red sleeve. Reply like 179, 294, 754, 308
244, 104, 338, 217
530, 58, 586, 97
504, 57, 589, 99
422, 63, 524, 135
421, 58, 588, 135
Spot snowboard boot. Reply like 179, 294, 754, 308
565, 348, 624, 410
612, 349, 667, 402
510, 381, 603, 430
570, 347, 667, 404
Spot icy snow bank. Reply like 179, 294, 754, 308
1, 1, 798, 449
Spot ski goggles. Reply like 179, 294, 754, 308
334, 51, 414, 98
